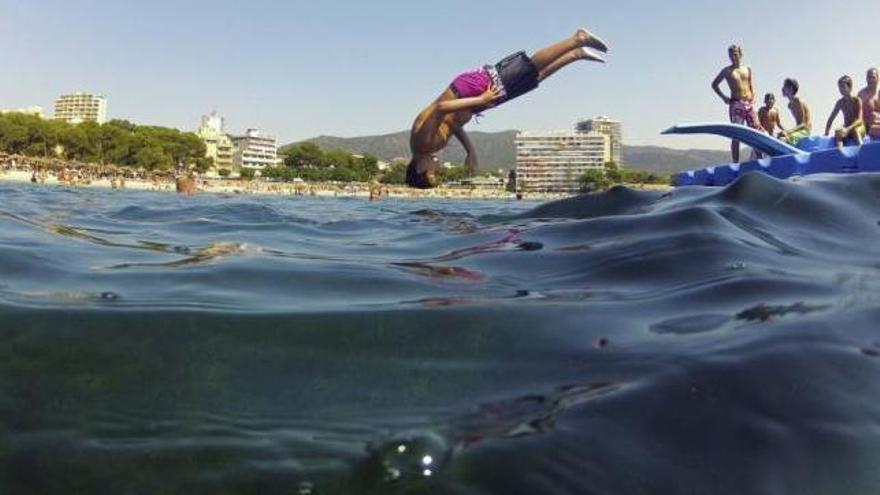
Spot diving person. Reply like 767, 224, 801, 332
406, 28, 608, 189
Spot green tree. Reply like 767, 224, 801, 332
239, 168, 256, 180
193, 157, 214, 174
438, 165, 468, 183
284, 142, 325, 168
380, 160, 408, 185
580, 169, 612, 192
135, 146, 173, 170
323, 149, 353, 168
605, 161, 623, 184
0, 113, 208, 170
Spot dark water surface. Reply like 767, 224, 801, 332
2, 174, 880, 494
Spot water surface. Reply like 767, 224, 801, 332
1, 174, 880, 494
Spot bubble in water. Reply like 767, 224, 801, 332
100, 291, 120, 301
364, 431, 450, 484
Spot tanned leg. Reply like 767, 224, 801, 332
731, 140, 741, 163
530, 28, 608, 72
538, 48, 604, 82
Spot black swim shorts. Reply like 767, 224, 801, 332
495, 51, 540, 102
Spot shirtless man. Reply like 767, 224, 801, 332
779, 78, 812, 147
712, 45, 760, 163
825, 75, 865, 147
406, 28, 608, 188
858, 67, 880, 140
758, 93, 784, 136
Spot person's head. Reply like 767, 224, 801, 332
728, 44, 743, 65
867, 67, 879, 88
838, 75, 853, 96
405, 155, 439, 189
782, 78, 799, 98
764, 93, 776, 107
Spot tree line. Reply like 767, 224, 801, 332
265, 142, 470, 184
579, 162, 672, 191
0, 112, 209, 171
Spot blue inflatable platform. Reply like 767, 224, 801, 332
665, 123, 880, 187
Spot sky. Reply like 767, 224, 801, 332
2, 0, 879, 150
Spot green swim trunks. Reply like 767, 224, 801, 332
784, 129, 810, 146
857, 124, 867, 139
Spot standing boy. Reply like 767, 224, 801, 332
712, 45, 760, 162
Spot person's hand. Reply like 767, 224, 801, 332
835, 128, 847, 140
480, 84, 504, 107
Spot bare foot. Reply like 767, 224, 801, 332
575, 28, 609, 53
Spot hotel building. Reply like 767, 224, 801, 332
196, 111, 235, 176
576, 116, 623, 164
515, 130, 610, 193
54, 93, 108, 124
231, 129, 279, 173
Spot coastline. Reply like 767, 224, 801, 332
0, 169, 587, 201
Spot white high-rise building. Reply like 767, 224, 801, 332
577, 116, 623, 164
232, 129, 278, 173
197, 111, 235, 176
54, 93, 107, 124
515, 130, 610, 193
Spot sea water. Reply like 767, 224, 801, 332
1, 174, 880, 494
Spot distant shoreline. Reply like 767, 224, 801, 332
0, 169, 589, 202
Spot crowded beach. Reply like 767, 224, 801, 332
0, 153, 590, 201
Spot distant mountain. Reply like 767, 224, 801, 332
283, 130, 518, 171
284, 131, 730, 174
623, 146, 730, 175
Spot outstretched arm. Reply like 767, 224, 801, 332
712, 70, 731, 105
436, 84, 503, 114
825, 102, 841, 136
453, 127, 478, 176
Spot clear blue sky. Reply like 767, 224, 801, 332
2, 0, 878, 149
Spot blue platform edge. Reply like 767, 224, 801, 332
665, 123, 880, 187
674, 141, 880, 186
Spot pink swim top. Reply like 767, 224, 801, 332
451, 66, 492, 98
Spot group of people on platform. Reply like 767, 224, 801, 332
712, 44, 880, 162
